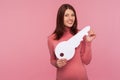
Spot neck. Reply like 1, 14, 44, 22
64, 27, 71, 32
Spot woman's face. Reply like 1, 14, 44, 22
64, 9, 75, 28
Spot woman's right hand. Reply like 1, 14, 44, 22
56, 58, 67, 68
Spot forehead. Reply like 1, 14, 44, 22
64, 9, 74, 14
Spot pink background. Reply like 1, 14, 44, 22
0, 0, 120, 80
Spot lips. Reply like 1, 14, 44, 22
67, 21, 73, 24
68, 22, 73, 25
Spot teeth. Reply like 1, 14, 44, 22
68, 21, 73, 23
68, 22, 72, 24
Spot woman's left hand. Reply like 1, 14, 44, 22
85, 29, 96, 42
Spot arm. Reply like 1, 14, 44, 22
80, 28, 96, 65
47, 37, 58, 68
80, 41, 92, 65
47, 37, 67, 68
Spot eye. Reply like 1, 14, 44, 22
64, 14, 69, 17
71, 14, 75, 17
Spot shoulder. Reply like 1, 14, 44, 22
48, 34, 55, 40
77, 28, 80, 31
48, 34, 56, 43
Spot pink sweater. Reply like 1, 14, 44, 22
48, 28, 92, 80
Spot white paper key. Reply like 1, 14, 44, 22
55, 26, 90, 60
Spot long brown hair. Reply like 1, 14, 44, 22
53, 4, 78, 40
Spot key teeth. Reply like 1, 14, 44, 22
86, 25, 90, 29
85, 25, 90, 36
85, 25, 90, 31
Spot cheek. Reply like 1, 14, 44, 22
64, 17, 67, 21
64, 18, 67, 24
73, 17, 75, 21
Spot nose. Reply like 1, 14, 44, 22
69, 16, 73, 20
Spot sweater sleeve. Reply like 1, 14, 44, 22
47, 37, 58, 68
80, 41, 92, 65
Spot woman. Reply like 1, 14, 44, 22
48, 4, 96, 80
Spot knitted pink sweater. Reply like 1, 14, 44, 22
48, 28, 92, 80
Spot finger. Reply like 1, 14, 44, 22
61, 60, 66, 64
61, 58, 67, 60
89, 29, 95, 35
61, 58, 67, 62
57, 60, 63, 64
90, 33, 96, 37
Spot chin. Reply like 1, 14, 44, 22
65, 24, 73, 28
66, 26, 72, 28
68, 25, 73, 27
67, 25, 73, 27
